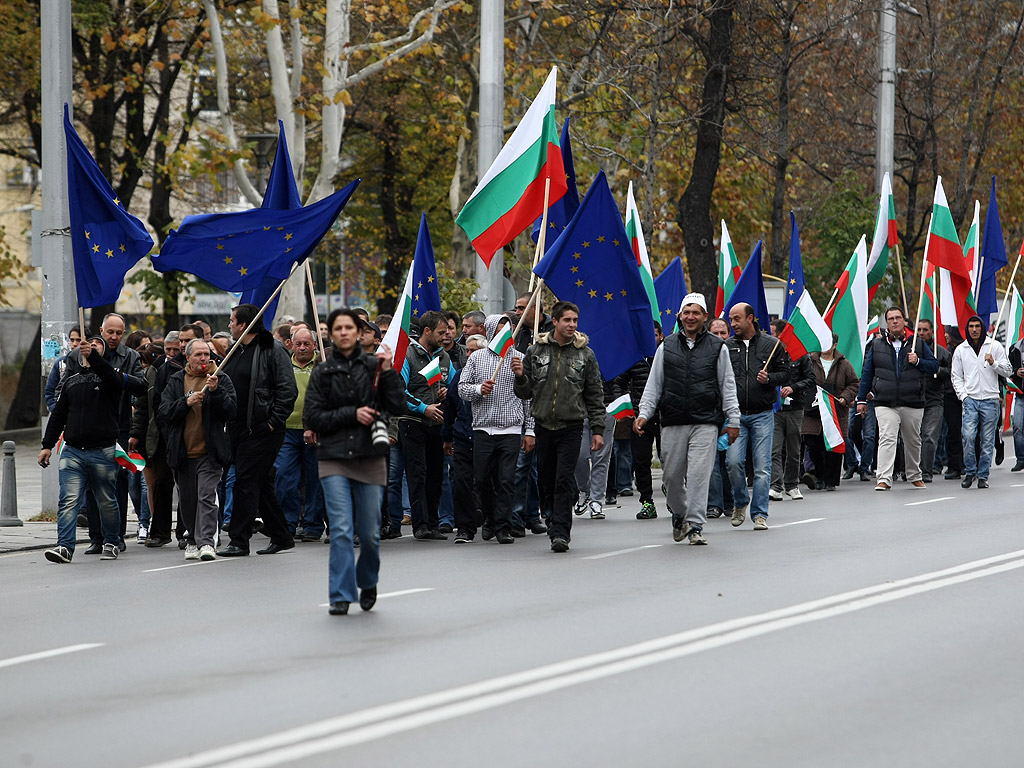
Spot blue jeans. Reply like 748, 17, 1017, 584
512, 446, 541, 526
57, 445, 120, 553
128, 468, 150, 528
274, 429, 326, 536
846, 402, 877, 471
706, 449, 733, 511
320, 474, 382, 604
387, 444, 408, 529
962, 397, 999, 479
438, 453, 455, 527
219, 465, 236, 529
727, 410, 774, 518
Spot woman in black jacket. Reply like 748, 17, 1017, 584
304, 308, 406, 616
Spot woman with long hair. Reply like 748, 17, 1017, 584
304, 308, 406, 615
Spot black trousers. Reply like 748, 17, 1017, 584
474, 432, 519, 535
943, 393, 965, 473
806, 434, 843, 487
227, 426, 292, 551
535, 425, 583, 541
451, 439, 481, 533
146, 439, 175, 540
630, 425, 658, 503
400, 419, 444, 533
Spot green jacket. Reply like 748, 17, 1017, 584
513, 331, 606, 433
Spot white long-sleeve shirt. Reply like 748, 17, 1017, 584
638, 335, 740, 428
951, 339, 1012, 402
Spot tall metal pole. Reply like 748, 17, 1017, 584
476, 0, 504, 316
876, 0, 896, 194
39, 0, 76, 514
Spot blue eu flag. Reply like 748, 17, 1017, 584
410, 213, 442, 318
242, 120, 304, 328
64, 104, 153, 308
722, 240, 771, 332
977, 176, 1007, 321
654, 256, 688, 333
153, 179, 360, 293
531, 117, 580, 251
533, 171, 657, 379
782, 211, 805, 320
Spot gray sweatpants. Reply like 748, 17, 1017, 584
661, 424, 719, 529
173, 454, 222, 549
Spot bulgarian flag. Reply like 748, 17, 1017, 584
488, 322, 514, 357
816, 387, 846, 453
866, 315, 880, 338
940, 199, 979, 325
926, 177, 974, 337
825, 236, 869, 375
456, 67, 567, 268
606, 393, 636, 420
866, 171, 898, 302
380, 262, 414, 372
625, 182, 660, 329
417, 357, 443, 386
115, 445, 146, 473
715, 220, 742, 317
1005, 286, 1024, 353
778, 290, 832, 358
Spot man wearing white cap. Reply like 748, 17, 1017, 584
634, 293, 740, 545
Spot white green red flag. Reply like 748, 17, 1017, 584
940, 199, 979, 325
825, 236, 869, 375
926, 177, 974, 336
115, 445, 146, 473
625, 182, 660, 329
920, 264, 947, 349
866, 171, 898, 302
456, 67, 567, 268
715, 220, 742, 317
381, 262, 414, 372
606, 393, 636, 420
1005, 285, 1024, 353
418, 357, 443, 386
778, 289, 832, 358
488, 322, 514, 357
866, 315, 880, 338
817, 387, 846, 453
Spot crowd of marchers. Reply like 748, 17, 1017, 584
38, 292, 1020, 616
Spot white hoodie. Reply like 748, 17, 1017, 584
951, 337, 1012, 402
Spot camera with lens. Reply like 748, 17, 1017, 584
370, 417, 389, 455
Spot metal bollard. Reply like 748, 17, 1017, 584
0, 441, 23, 527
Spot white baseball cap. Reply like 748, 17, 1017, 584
679, 292, 708, 314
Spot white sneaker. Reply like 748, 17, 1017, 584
137, 526, 148, 543
184, 544, 200, 560
785, 488, 803, 500
589, 500, 605, 520
573, 495, 590, 516
199, 545, 217, 561
768, 488, 784, 501
731, 506, 747, 527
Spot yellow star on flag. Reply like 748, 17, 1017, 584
597, 235, 606, 243
582, 241, 591, 248
570, 266, 579, 273
620, 289, 627, 296
217, 244, 224, 250
588, 289, 597, 298
284, 233, 293, 241
572, 252, 581, 260
604, 292, 614, 301
105, 248, 114, 258
112, 197, 120, 206
576, 279, 584, 287
613, 239, 620, 247
92, 244, 100, 253
418, 282, 423, 289
223, 256, 233, 264
119, 244, 126, 252
427, 276, 434, 283
85, 230, 91, 239
239, 266, 248, 276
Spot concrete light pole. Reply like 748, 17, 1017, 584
39, 0, 76, 514
876, 0, 896, 195
475, 0, 504, 316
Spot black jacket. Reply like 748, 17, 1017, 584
659, 330, 726, 427
857, 333, 939, 408
158, 366, 237, 470
928, 343, 952, 406
781, 353, 815, 412
59, 343, 146, 437
43, 351, 124, 450
613, 356, 656, 426
304, 346, 406, 461
219, 330, 298, 432
725, 332, 792, 414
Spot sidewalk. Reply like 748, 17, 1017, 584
0, 432, 138, 553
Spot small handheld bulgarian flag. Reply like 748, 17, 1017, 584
606, 393, 636, 420
488, 323, 514, 357
115, 445, 146, 473
816, 387, 846, 453
418, 357, 443, 386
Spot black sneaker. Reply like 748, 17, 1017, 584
978, 478, 990, 489
529, 519, 548, 534
510, 526, 527, 538
672, 516, 687, 542
619, 489, 633, 497
454, 529, 474, 543
429, 529, 448, 540
705, 507, 723, 519
481, 525, 495, 541
359, 587, 377, 612
842, 467, 856, 480
84, 542, 102, 555
437, 523, 454, 534
496, 530, 515, 544
962, 474, 976, 488
1012, 461, 1024, 472
99, 543, 119, 560
550, 537, 569, 553
413, 528, 432, 540
44, 545, 72, 564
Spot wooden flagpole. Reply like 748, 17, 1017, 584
304, 260, 327, 362
912, 222, 932, 357
894, 242, 909, 314
526, 177, 553, 295
77, 307, 88, 367
199, 262, 301, 393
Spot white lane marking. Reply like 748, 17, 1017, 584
1012, 484, 1024, 488
144, 559, 229, 573
0, 643, 104, 670
582, 544, 663, 560
317, 588, 434, 608
905, 496, 954, 507
140, 549, 1024, 768
771, 518, 825, 528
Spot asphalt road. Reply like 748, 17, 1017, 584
3, 467, 1024, 768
